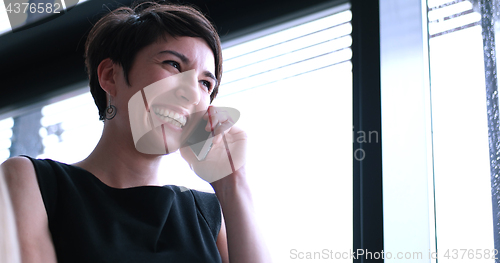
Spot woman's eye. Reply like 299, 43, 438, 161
163, 60, 181, 71
200, 80, 212, 92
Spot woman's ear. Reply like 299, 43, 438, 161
97, 58, 118, 97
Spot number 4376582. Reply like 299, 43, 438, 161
443, 249, 498, 260
5, 3, 62, 14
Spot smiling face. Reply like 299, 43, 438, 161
113, 35, 216, 155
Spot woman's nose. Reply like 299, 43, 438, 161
175, 69, 200, 105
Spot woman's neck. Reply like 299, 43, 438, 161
74, 122, 163, 189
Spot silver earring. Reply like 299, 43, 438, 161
105, 95, 117, 120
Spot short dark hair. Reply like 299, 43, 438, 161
84, 1, 222, 120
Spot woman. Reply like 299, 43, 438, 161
1, 2, 270, 262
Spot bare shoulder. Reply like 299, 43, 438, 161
1, 156, 37, 185
1, 156, 57, 263
216, 209, 229, 263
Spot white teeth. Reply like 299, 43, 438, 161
153, 107, 186, 127
158, 115, 181, 127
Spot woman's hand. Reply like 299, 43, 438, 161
180, 106, 247, 184
181, 107, 272, 262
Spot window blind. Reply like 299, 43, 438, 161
428, 0, 481, 38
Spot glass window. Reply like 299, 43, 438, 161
0, 0, 89, 34
0, 117, 13, 163
428, 0, 495, 253
38, 91, 103, 163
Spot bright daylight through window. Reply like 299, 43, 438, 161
428, 0, 496, 257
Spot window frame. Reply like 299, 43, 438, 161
351, 0, 384, 260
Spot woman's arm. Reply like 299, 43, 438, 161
211, 167, 272, 263
216, 210, 229, 263
181, 106, 271, 262
0, 158, 21, 263
1, 157, 57, 263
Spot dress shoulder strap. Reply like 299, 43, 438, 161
190, 190, 221, 240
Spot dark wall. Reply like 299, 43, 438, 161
0, 0, 345, 116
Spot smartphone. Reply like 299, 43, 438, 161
186, 118, 214, 161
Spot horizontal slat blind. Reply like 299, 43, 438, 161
428, 0, 481, 38
219, 9, 352, 97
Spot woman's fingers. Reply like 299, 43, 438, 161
213, 119, 234, 145
205, 106, 233, 133
182, 107, 246, 184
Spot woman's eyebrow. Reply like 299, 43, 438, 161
158, 50, 189, 64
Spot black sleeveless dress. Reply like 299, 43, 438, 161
25, 157, 222, 263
